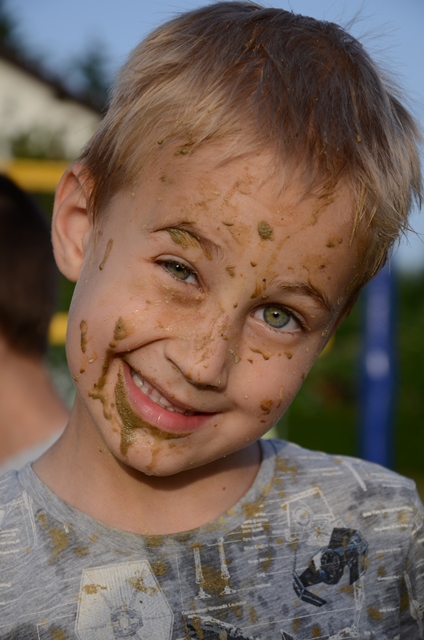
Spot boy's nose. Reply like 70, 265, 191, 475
163, 317, 234, 389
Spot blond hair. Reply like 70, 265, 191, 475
80, 1, 422, 290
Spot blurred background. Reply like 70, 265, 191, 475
0, 0, 423, 493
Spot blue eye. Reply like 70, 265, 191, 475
162, 260, 197, 283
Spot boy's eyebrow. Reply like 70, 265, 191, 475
277, 282, 333, 313
156, 223, 221, 260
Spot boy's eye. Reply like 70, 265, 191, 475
161, 259, 198, 284
254, 305, 299, 331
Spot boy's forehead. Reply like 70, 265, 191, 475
138, 143, 353, 220
150, 143, 271, 189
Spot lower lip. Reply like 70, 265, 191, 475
118, 362, 215, 437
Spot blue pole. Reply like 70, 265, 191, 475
359, 264, 397, 468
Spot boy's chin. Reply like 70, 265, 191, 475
115, 444, 207, 479
115, 439, 259, 481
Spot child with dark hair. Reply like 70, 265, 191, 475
0, 3, 422, 637
0, 174, 68, 474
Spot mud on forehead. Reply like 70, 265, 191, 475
125, 142, 355, 226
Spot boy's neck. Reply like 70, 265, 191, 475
33, 422, 262, 536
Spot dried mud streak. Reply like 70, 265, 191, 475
229, 349, 241, 364
114, 369, 188, 456
151, 560, 169, 576
326, 236, 343, 248
91, 348, 114, 394
80, 319, 88, 353
175, 145, 192, 155
260, 399, 274, 415
50, 629, 67, 640
166, 227, 198, 250
276, 456, 299, 482
200, 564, 230, 595
82, 583, 107, 594
38, 513, 69, 562
128, 575, 158, 596
99, 238, 113, 270
250, 280, 266, 299
88, 385, 112, 420
165, 226, 212, 260
368, 606, 383, 621
257, 220, 274, 240
89, 317, 128, 419
292, 616, 302, 634
249, 347, 270, 361
113, 316, 128, 341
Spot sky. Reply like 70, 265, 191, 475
7, 0, 424, 271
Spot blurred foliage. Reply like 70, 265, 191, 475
66, 41, 110, 112
281, 301, 360, 458
0, 0, 48, 69
396, 272, 424, 471
10, 129, 66, 161
0, 0, 20, 53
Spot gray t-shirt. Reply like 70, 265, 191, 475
0, 438, 423, 639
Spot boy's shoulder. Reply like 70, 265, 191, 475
0, 468, 40, 544
0, 468, 25, 507
267, 438, 422, 514
272, 437, 417, 484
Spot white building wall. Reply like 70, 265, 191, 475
0, 59, 101, 159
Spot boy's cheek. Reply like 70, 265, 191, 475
240, 352, 312, 413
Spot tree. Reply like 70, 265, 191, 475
0, 0, 21, 54
67, 40, 111, 111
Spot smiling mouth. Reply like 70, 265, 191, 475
130, 369, 196, 416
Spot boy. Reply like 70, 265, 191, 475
0, 2, 422, 638
0, 175, 68, 474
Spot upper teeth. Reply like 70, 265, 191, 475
131, 370, 194, 415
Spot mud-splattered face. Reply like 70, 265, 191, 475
65, 145, 357, 477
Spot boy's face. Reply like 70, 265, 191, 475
60, 145, 358, 478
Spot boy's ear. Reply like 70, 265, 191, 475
52, 163, 94, 283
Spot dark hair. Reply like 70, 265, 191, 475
0, 174, 58, 357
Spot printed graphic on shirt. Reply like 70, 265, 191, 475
184, 614, 260, 639
76, 561, 174, 639
0, 491, 38, 555
176, 486, 371, 639
292, 527, 368, 607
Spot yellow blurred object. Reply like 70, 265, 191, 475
321, 335, 335, 356
49, 312, 68, 346
0, 158, 69, 191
